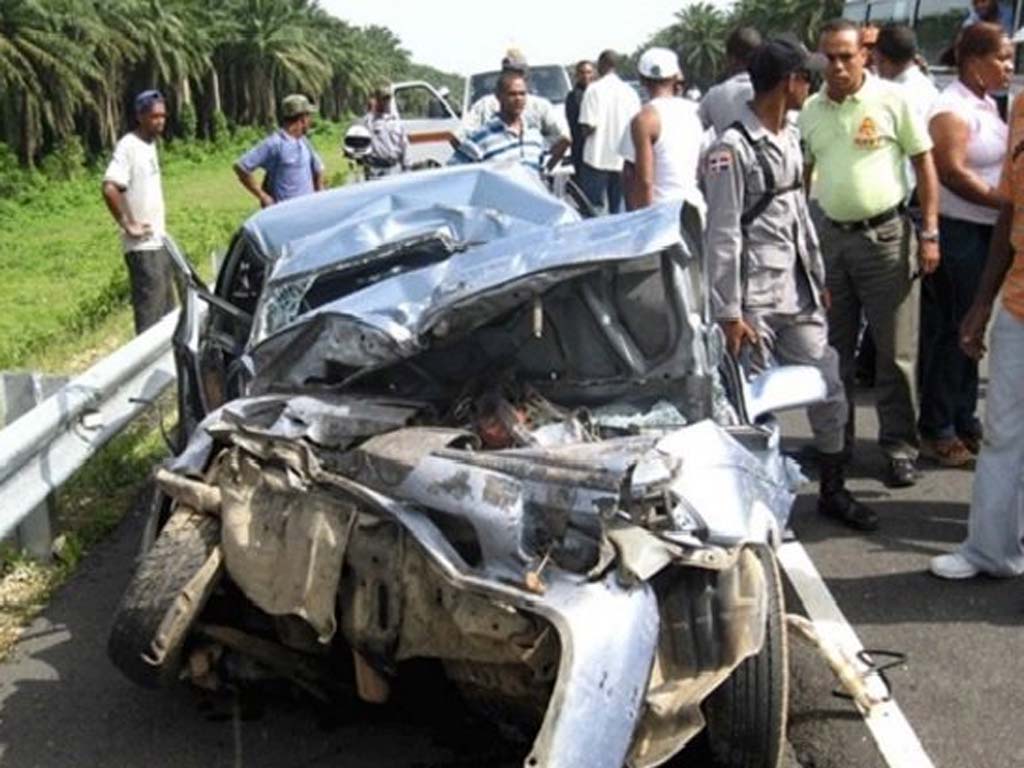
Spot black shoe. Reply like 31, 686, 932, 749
818, 488, 880, 531
885, 457, 917, 488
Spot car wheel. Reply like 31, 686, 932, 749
108, 509, 221, 688
703, 545, 788, 768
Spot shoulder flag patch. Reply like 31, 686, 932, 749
706, 150, 733, 174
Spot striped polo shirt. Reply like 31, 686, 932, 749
449, 116, 544, 172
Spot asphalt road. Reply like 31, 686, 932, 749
0, 392, 1020, 768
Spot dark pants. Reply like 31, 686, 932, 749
918, 216, 991, 440
124, 247, 181, 334
577, 163, 623, 215
819, 212, 920, 461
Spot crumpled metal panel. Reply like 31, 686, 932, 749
217, 449, 355, 642
250, 190, 686, 352
657, 420, 797, 544
523, 576, 658, 768
243, 164, 578, 270
312, 469, 661, 768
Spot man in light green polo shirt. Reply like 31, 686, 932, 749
799, 18, 940, 489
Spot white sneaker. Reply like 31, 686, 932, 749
929, 552, 980, 580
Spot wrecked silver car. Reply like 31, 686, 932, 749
109, 164, 824, 768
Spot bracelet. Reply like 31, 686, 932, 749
919, 229, 939, 242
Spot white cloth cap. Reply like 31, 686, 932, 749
638, 48, 681, 80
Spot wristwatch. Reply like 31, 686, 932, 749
919, 229, 939, 242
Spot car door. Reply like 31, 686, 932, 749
391, 81, 461, 168
166, 233, 264, 447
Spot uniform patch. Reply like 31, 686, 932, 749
854, 116, 881, 149
706, 150, 733, 173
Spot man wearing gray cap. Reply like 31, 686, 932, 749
235, 94, 325, 207
703, 39, 879, 531
462, 50, 570, 171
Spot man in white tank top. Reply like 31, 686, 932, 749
620, 47, 704, 212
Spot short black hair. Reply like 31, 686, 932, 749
726, 26, 763, 65
597, 50, 618, 71
495, 70, 526, 95
819, 18, 860, 38
876, 24, 917, 64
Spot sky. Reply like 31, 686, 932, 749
320, 0, 728, 75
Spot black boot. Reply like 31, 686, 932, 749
817, 452, 879, 531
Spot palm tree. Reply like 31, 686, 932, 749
731, 0, 845, 47
216, 0, 330, 126
0, 0, 97, 164
74, 1, 144, 149
657, 2, 729, 90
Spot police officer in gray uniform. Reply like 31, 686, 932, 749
360, 83, 409, 179
703, 38, 879, 531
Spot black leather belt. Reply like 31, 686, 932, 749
826, 204, 905, 233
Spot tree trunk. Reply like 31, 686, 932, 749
210, 68, 222, 114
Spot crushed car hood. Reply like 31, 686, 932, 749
239, 164, 694, 384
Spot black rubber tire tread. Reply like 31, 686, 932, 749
108, 509, 220, 689
704, 545, 789, 768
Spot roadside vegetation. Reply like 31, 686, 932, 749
0, 121, 347, 371
0, 0, 462, 167
0, 122, 348, 658
0, 0, 466, 659
639, 0, 844, 88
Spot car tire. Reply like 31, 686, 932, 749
703, 545, 788, 768
108, 509, 221, 689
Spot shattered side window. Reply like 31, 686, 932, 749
262, 277, 317, 338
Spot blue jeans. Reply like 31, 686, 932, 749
918, 216, 991, 440
577, 163, 623, 215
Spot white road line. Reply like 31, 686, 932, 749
777, 541, 936, 768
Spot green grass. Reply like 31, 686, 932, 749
0, 122, 349, 655
0, 121, 347, 374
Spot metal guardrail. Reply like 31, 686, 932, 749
0, 312, 178, 553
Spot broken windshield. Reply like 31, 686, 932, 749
259, 234, 460, 338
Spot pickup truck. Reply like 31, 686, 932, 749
462, 64, 572, 114
390, 80, 462, 168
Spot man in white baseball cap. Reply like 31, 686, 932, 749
621, 47, 705, 211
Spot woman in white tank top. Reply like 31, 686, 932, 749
919, 22, 1012, 466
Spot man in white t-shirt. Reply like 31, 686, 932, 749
102, 90, 179, 333
874, 25, 939, 123
578, 50, 641, 214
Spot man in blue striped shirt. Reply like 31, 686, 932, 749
449, 72, 545, 172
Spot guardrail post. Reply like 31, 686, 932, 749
1, 372, 68, 561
